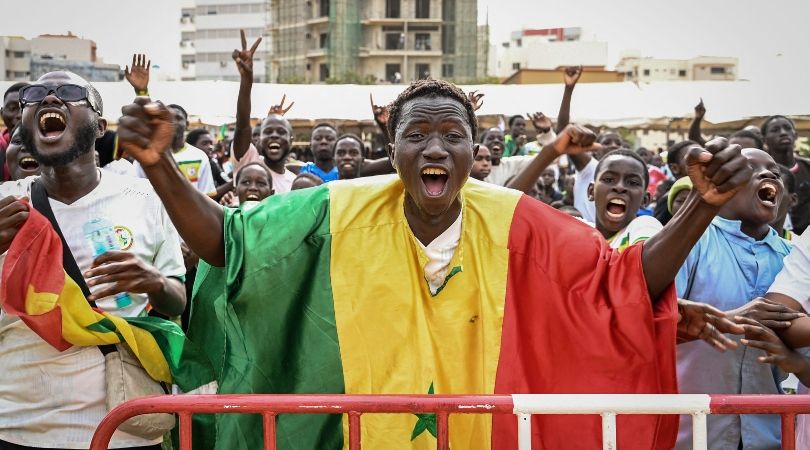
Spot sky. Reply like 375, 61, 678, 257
1, 0, 808, 83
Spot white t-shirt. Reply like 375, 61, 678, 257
767, 230, 810, 445
606, 216, 663, 252
102, 158, 136, 178
0, 171, 185, 449
414, 212, 462, 295
232, 142, 296, 194
574, 158, 597, 223
134, 144, 216, 195
769, 229, 810, 311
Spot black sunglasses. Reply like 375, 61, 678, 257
19, 84, 100, 114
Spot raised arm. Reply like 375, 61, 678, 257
556, 66, 581, 133
642, 138, 751, 300
232, 30, 262, 162
688, 98, 707, 146
551, 66, 592, 170
125, 53, 150, 96
118, 98, 226, 266
370, 93, 391, 147
506, 124, 598, 194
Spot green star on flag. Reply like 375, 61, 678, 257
411, 382, 437, 441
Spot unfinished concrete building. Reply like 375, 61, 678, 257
269, 0, 480, 84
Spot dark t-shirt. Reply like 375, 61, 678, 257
791, 156, 810, 235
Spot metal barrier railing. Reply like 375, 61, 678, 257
88, 394, 810, 450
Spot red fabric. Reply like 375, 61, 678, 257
648, 166, 668, 196
0, 203, 72, 350
492, 195, 679, 449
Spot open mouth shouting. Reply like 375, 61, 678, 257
421, 166, 449, 197
37, 109, 67, 142
19, 155, 40, 172
605, 198, 628, 221
245, 192, 261, 201
756, 180, 779, 207
266, 142, 282, 156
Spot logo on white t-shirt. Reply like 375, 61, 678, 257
113, 225, 134, 250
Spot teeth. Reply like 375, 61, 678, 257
609, 199, 626, 206
39, 112, 65, 127
421, 167, 447, 176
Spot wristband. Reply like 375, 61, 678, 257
136, 89, 149, 96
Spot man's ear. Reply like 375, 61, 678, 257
473, 143, 479, 158
587, 182, 595, 201
790, 192, 799, 208
642, 191, 651, 205
386, 143, 396, 170
96, 117, 108, 138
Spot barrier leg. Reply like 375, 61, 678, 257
437, 412, 449, 450
601, 412, 617, 450
349, 411, 362, 450
781, 413, 796, 450
262, 413, 277, 450
517, 413, 532, 450
692, 412, 707, 450
179, 412, 192, 450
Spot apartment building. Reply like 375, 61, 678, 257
496, 28, 609, 79
1, 33, 120, 82
269, 0, 481, 84
616, 53, 738, 82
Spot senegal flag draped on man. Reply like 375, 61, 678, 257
190, 175, 679, 450
0, 205, 215, 396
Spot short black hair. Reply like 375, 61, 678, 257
387, 78, 477, 143
335, 133, 364, 150
508, 115, 524, 127
777, 164, 796, 193
4, 82, 29, 102
168, 103, 188, 121
185, 128, 212, 147
235, 161, 273, 186
595, 149, 650, 188
312, 122, 337, 133
760, 115, 795, 137
729, 129, 764, 149
635, 147, 651, 156
667, 140, 697, 168
479, 126, 500, 144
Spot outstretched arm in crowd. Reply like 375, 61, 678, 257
232, 30, 262, 162
738, 317, 810, 386
506, 67, 587, 194
558, 66, 592, 171
506, 125, 596, 194
642, 138, 751, 299
119, 99, 226, 266
688, 98, 707, 146
125, 54, 150, 96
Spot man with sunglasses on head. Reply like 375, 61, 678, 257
0, 71, 186, 450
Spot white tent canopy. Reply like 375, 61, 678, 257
1, 79, 806, 128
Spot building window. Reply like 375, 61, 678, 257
643, 69, 650, 76
319, 63, 330, 81
182, 55, 196, 64
386, 63, 402, 83
678, 70, 687, 77
320, 33, 329, 49
516, 38, 522, 47
386, 0, 401, 18
385, 33, 405, 50
416, 63, 430, 79
414, 33, 432, 50
13, 51, 26, 58
512, 62, 520, 71
415, 0, 430, 18
320, 0, 329, 17
710, 67, 726, 74
4, 50, 10, 57
442, 63, 454, 77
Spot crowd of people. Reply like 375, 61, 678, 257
0, 30, 808, 450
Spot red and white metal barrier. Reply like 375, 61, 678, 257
88, 394, 810, 450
